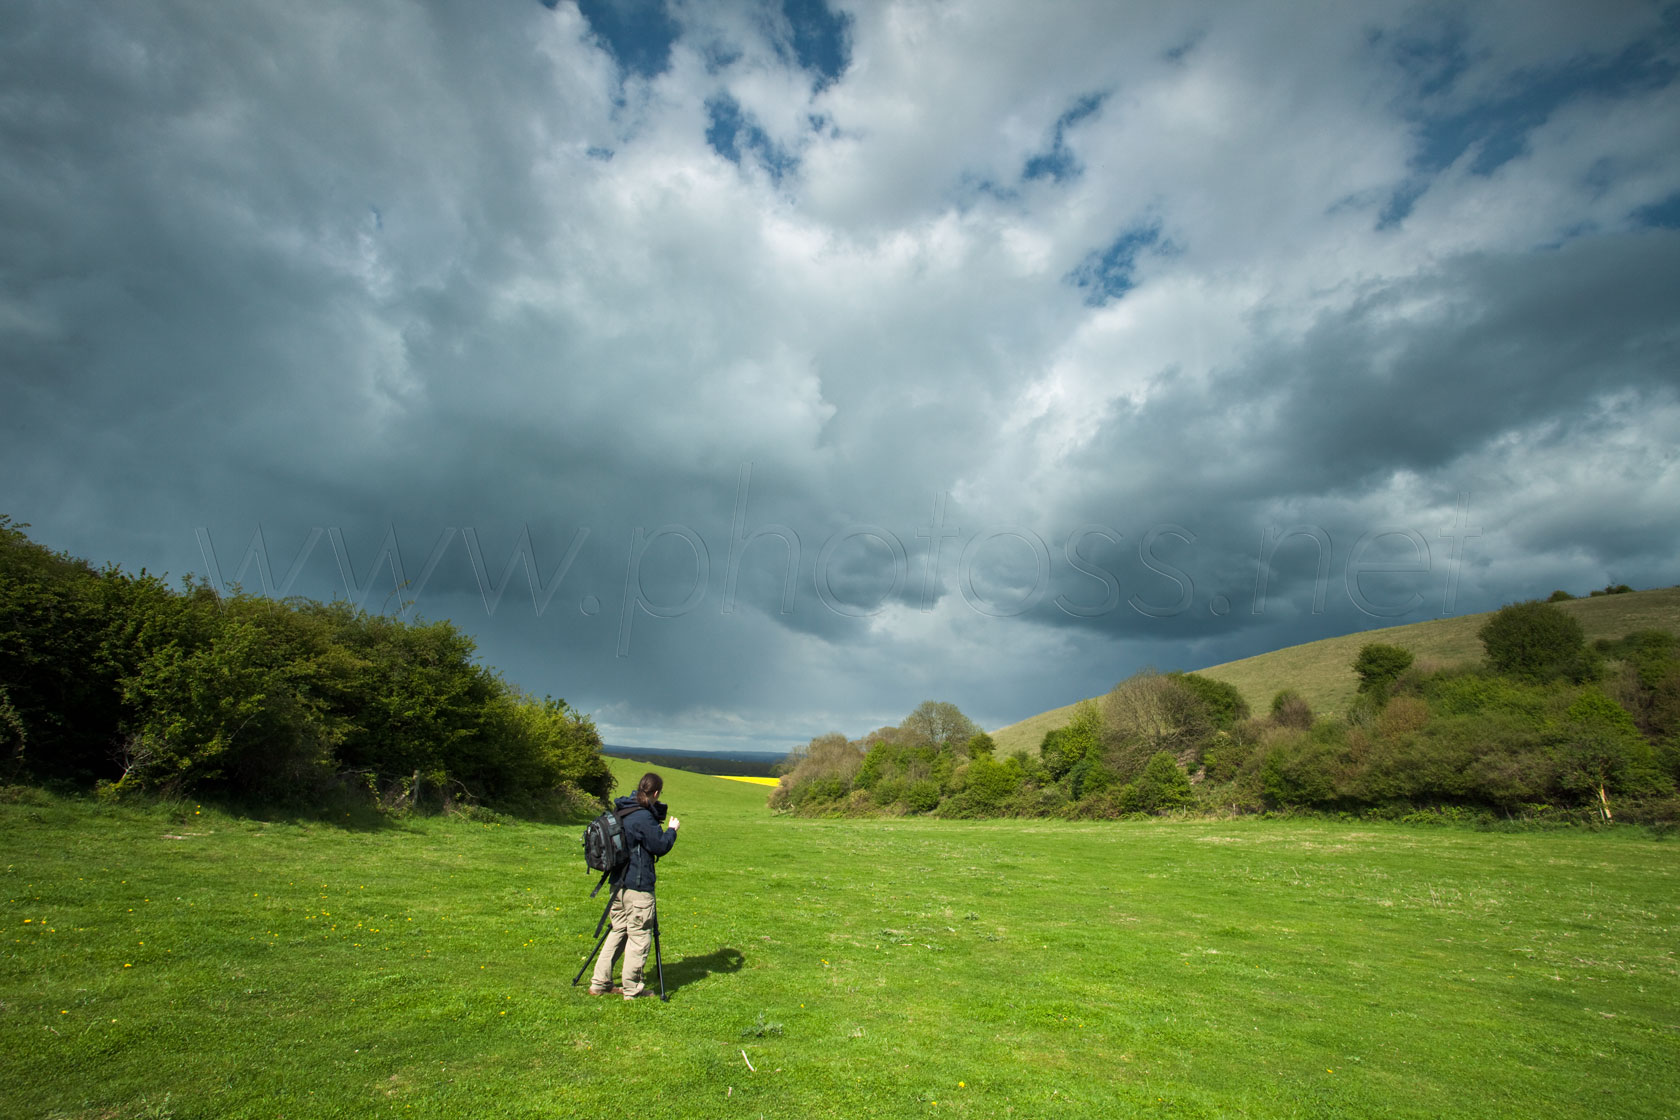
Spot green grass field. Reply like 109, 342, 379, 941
4, 762, 1678, 1119
991, 587, 1680, 756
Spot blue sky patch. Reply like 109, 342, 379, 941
573, 0, 681, 79
1023, 92, 1106, 184
1066, 223, 1160, 305
782, 0, 851, 88
706, 93, 797, 184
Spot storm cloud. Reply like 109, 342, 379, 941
3, 0, 1677, 751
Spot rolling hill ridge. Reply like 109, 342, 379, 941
990, 586, 1680, 756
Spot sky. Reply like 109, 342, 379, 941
3, 0, 1679, 754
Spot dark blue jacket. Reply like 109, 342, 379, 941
610, 794, 677, 893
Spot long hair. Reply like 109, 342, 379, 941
635, 772, 663, 807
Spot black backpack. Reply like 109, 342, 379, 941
582, 805, 640, 896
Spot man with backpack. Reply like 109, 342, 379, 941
588, 772, 679, 999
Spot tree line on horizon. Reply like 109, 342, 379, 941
771, 598, 1680, 825
0, 516, 612, 815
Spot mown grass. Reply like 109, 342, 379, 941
991, 586, 1680, 755
3, 762, 1678, 1119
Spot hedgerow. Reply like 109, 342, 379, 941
0, 516, 609, 814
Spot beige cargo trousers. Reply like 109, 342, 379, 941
589, 887, 656, 999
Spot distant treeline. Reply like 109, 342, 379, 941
604, 749, 785, 778
772, 603, 1680, 825
0, 516, 611, 815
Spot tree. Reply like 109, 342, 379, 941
476, 691, 613, 805
118, 594, 348, 798
1170, 672, 1251, 729
0, 517, 138, 785
1479, 600, 1598, 683
1559, 688, 1671, 819
770, 732, 864, 811
1040, 700, 1101, 780
899, 701, 979, 753
1101, 671, 1214, 779
965, 731, 997, 758
1353, 643, 1414, 696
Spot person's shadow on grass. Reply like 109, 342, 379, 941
661, 946, 745, 996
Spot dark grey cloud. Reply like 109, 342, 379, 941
3, 0, 1677, 750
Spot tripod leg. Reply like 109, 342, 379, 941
572, 924, 613, 987
652, 916, 667, 1002
593, 890, 616, 938
574, 890, 623, 988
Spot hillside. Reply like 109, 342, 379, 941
990, 586, 1680, 756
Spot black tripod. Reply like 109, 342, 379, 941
571, 883, 667, 1001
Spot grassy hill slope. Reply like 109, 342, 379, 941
991, 586, 1680, 756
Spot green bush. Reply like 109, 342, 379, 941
477, 691, 612, 805
1170, 673, 1250, 730
1651, 671, 1680, 753
803, 776, 849, 804
1066, 755, 1117, 800
1346, 717, 1486, 804
1353, 643, 1414, 696
851, 740, 895, 791
774, 732, 865, 811
1559, 688, 1672, 810
1201, 730, 1253, 784
1423, 670, 1559, 720
117, 596, 347, 799
1257, 724, 1345, 807
0, 518, 617, 813
1653, 737, 1680, 785
1014, 784, 1070, 817
1131, 751, 1193, 813
944, 754, 1018, 817
1270, 689, 1312, 729
1040, 700, 1101, 780
1479, 600, 1599, 683
905, 779, 941, 813
0, 518, 150, 785
1595, 629, 1679, 691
